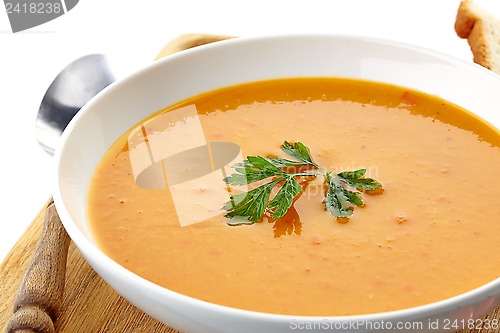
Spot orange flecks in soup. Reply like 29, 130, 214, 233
87, 78, 500, 316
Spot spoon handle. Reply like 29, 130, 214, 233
6, 199, 70, 333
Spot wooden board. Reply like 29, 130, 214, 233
1, 34, 499, 333
0, 203, 177, 332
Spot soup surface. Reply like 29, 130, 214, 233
88, 78, 500, 316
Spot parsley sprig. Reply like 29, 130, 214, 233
324, 170, 382, 218
223, 142, 318, 224
223, 141, 383, 225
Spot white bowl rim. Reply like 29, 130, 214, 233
53, 32, 500, 324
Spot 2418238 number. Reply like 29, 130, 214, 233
443, 318, 499, 330
5, 2, 62, 14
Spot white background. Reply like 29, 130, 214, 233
0, 0, 499, 262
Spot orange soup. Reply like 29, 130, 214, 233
87, 78, 500, 316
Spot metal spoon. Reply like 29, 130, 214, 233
35, 54, 116, 155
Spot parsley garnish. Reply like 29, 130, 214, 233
223, 142, 318, 225
324, 170, 382, 218
223, 141, 382, 225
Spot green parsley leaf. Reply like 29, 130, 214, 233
337, 169, 383, 191
324, 169, 382, 218
222, 141, 383, 225
223, 141, 318, 224
268, 176, 302, 219
280, 141, 319, 168
224, 156, 286, 186
324, 172, 358, 218
223, 179, 281, 224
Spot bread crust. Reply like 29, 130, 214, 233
455, 0, 499, 73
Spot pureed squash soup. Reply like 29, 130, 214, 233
87, 77, 500, 316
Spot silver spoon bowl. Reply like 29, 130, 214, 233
35, 54, 115, 155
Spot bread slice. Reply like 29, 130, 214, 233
455, 0, 500, 74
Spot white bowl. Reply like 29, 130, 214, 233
54, 34, 500, 333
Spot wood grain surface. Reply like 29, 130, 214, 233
0, 203, 178, 333
0, 34, 499, 333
